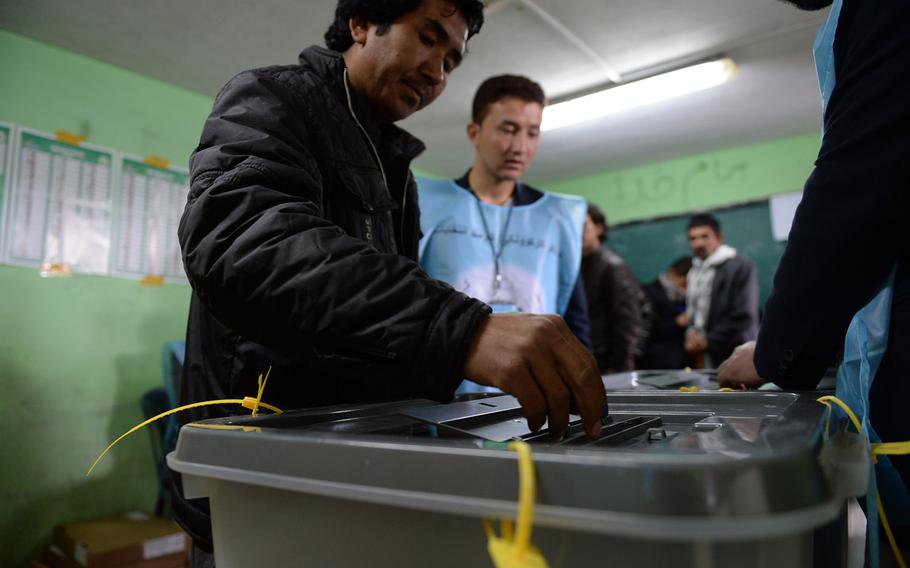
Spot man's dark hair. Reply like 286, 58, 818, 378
325, 0, 485, 52
472, 75, 546, 124
669, 256, 693, 276
687, 213, 721, 235
587, 203, 608, 244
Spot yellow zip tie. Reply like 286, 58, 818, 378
86, 397, 282, 477
87, 367, 280, 477
485, 441, 549, 568
251, 366, 272, 417
874, 441, 910, 458
817, 395, 908, 568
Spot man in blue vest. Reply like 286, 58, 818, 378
718, 0, 910, 556
417, 76, 591, 393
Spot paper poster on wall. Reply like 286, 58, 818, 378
4, 129, 114, 275
112, 156, 189, 283
0, 122, 16, 263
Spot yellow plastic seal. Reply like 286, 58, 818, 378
87, 367, 279, 476
484, 441, 550, 568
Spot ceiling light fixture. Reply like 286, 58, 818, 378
541, 57, 737, 132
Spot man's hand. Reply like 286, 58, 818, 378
717, 341, 767, 389
463, 313, 606, 438
675, 313, 689, 328
684, 329, 708, 353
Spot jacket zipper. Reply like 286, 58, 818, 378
400, 171, 409, 250
343, 69, 397, 247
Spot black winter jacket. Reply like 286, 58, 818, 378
581, 246, 643, 373
174, 46, 490, 548
638, 279, 691, 370
703, 256, 759, 365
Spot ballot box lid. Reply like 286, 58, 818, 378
168, 391, 855, 541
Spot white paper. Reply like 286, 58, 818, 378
769, 191, 803, 242
112, 156, 189, 283
143, 532, 185, 559
5, 129, 113, 274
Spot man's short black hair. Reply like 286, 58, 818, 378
669, 256, 693, 276
472, 75, 546, 124
687, 213, 721, 235
325, 0, 485, 52
587, 203, 608, 244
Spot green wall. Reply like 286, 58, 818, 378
0, 30, 208, 566
549, 133, 821, 303
550, 132, 820, 224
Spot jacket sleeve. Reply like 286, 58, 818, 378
179, 69, 490, 401
754, 0, 910, 389
706, 259, 759, 349
605, 262, 644, 371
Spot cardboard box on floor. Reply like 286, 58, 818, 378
49, 512, 189, 568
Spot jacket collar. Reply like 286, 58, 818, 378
454, 169, 543, 206
298, 46, 425, 163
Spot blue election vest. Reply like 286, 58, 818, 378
815, 1, 910, 561
417, 177, 586, 318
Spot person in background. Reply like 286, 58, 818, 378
417, 75, 591, 390
175, 1, 606, 563
719, 0, 910, 556
684, 213, 759, 368
638, 256, 693, 370
580, 204, 643, 373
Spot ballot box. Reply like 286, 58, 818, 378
167, 391, 866, 568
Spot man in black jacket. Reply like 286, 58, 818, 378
684, 214, 759, 367
581, 204, 643, 373
175, 0, 606, 560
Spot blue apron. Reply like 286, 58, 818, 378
417, 177, 586, 393
417, 178, 585, 316
817, 1, 910, 560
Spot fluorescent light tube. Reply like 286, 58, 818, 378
541, 57, 737, 132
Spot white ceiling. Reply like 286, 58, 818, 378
0, 0, 828, 185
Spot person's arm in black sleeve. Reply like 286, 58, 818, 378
706, 260, 759, 353
754, 0, 910, 389
604, 263, 643, 372
179, 69, 489, 401
564, 275, 593, 352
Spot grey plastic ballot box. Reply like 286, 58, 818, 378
167, 391, 866, 568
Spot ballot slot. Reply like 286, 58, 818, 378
401, 396, 672, 446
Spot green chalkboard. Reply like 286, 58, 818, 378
607, 201, 787, 307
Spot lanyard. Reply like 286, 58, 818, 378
475, 197, 515, 302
